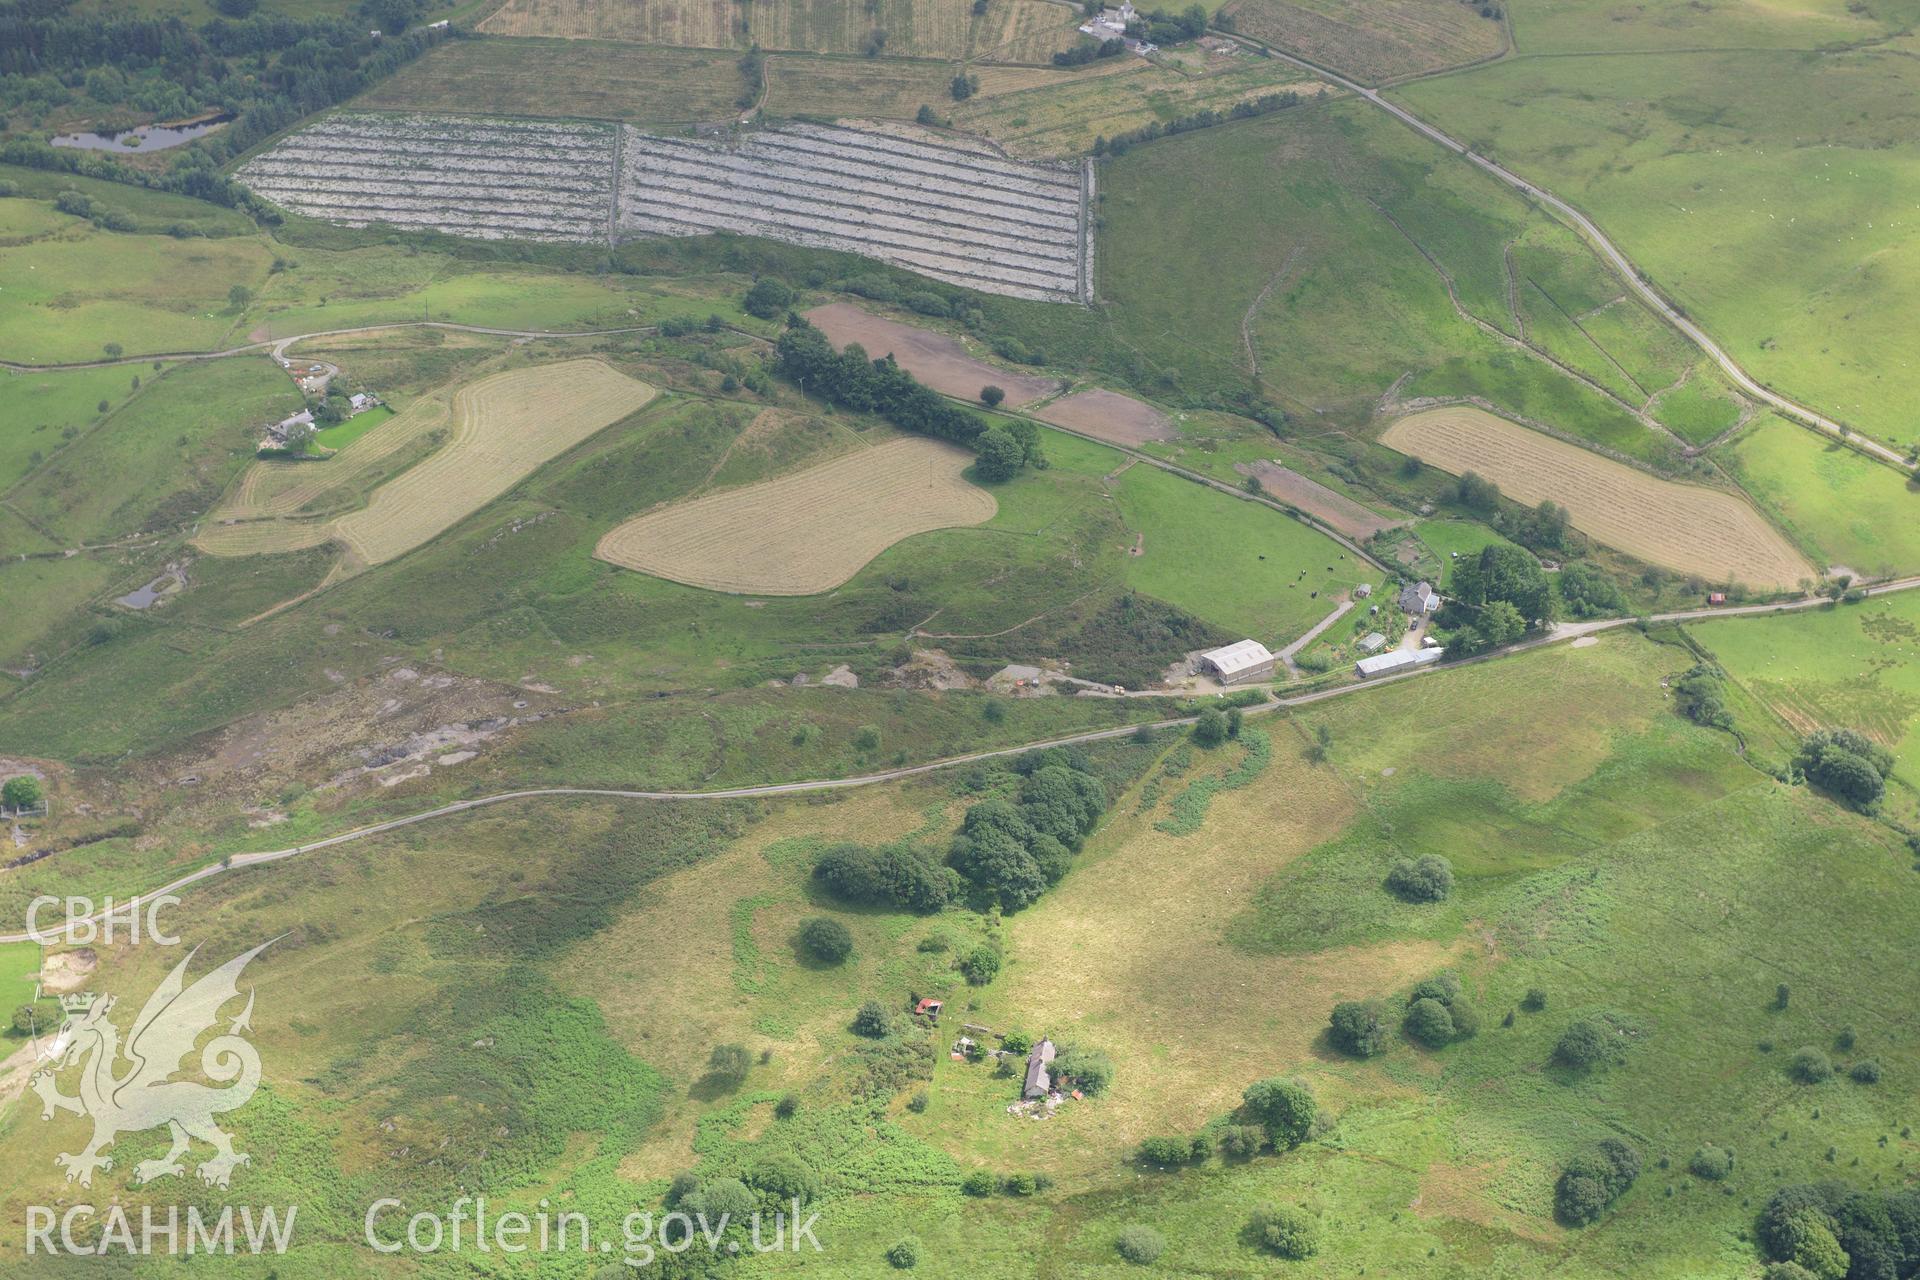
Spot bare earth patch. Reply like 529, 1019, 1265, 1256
1382, 406, 1812, 589
595, 436, 997, 595
1032, 387, 1175, 446
1237, 458, 1404, 538
805, 304, 1059, 406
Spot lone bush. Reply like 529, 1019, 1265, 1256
886, 1237, 921, 1268
981, 385, 1005, 406
1789, 1048, 1834, 1083
1250, 1205, 1319, 1259
1555, 1138, 1640, 1226
1219, 1124, 1265, 1158
1554, 1019, 1616, 1071
852, 1000, 893, 1038
958, 944, 1001, 986
1241, 1077, 1315, 1150
1405, 997, 1456, 1048
1689, 1145, 1734, 1181
1055, 1044, 1113, 1094
1114, 1224, 1165, 1265
1521, 987, 1548, 1012
707, 1043, 751, 1086
1137, 1136, 1192, 1168
1328, 999, 1390, 1058
1850, 1058, 1882, 1084
2, 776, 43, 811
797, 916, 853, 964
1386, 854, 1454, 902
743, 277, 794, 319
748, 1154, 820, 1206
961, 1170, 996, 1196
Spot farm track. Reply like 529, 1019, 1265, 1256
15, 574, 1920, 943
1222, 30, 1916, 474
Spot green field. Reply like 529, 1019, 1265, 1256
311, 403, 393, 451
1719, 415, 1920, 579
1690, 591, 1920, 786
0, 364, 157, 492
1113, 462, 1377, 643
1410, 517, 1520, 588
1090, 100, 1697, 466
0, 192, 271, 362
1396, 46, 1920, 450
4, 629, 1910, 1278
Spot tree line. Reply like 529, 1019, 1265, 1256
1092, 91, 1301, 157
772, 316, 1042, 480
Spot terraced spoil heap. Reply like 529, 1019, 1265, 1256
236, 113, 617, 242
616, 121, 1089, 302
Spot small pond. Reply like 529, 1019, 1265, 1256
51, 116, 231, 154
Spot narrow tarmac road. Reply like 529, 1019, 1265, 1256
9, 575, 1918, 942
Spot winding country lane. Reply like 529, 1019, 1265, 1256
1225, 34, 1914, 471
8, 574, 1919, 943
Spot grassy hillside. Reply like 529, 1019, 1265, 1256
4, 630, 1912, 1278
1396, 46, 1920, 451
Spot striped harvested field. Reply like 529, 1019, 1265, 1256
354, 40, 746, 124
198, 360, 655, 571
237, 113, 617, 243
1380, 406, 1813, 590
595, 436, 996, 594
619, 121, 1090, 303
479, 0, 973, 59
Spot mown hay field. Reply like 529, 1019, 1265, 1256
198, 360, 655, 569
355, 38, 745, 123
480, 0, 972, 59
952, 55, 1327, 157
595, 436, 997, 594
759, 56, 1071, 119
1381, 406, 1813, 589
1222, 0, 1505, 84
968, 0, 1083, 63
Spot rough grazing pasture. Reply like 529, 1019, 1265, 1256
199, 360, 655, 570
1383, 406, 1812, 589
479, 0, 975, 59
1394, 48, 1920, 446
1691, 590, 1920, 783
1032, 387, 1174, 446
806, 303, 1061, 404
1222, 0, 1505, 84
352, 38, 745, 123
594, 435, 997, 594
1720, 413, 1920, 580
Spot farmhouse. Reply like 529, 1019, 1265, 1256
1079, 2, 1136, 39
1198, 639, 1276, 685
1355, 648, 1442, 679
1357, 632, 1388, 654
258, 409, 315, 451
1023, 1037, 1057, 1100
1398, 581, 1441, 614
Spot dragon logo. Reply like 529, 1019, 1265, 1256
29, 940, 274, 1189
